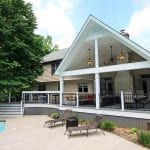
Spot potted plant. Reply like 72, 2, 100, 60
66, 113, 78, 128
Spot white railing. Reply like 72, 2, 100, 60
22, 91, 149, 112
20, 100, 24, 115
22, 91, 60, 104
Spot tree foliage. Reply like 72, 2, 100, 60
38, 35, 58, 54
0, 0, 58, 97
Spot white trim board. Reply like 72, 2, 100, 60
61, 61, 150, 76
24, 104, 150, 120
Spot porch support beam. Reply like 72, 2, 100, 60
60, 76, 64, 106
95, 38, 99, 68
61, 61, 150, 76
95, 73, 100, 109
94, 38, 100, 109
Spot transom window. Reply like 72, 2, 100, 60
78, 83, 88, 92
51, 62, 60, 75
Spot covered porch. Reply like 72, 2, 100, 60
54, 16, 150, 112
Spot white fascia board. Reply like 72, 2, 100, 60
61, 61, 150, 76
97, 61, 150, 73
55, 17, 92, 75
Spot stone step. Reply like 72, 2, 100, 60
0, 103, 23, 115
0, 109, 21, 112
0, 111, 22, 115
0, 104, 21, 107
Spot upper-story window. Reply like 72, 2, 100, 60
51, 61, 60, 75
39, 84, 46, 91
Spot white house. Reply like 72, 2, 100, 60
23, 15, 150, 129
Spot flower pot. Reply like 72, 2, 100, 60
66, 118, 78, 128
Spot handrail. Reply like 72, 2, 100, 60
20, 100, 24, 115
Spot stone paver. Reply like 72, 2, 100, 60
0, 115, 148, 150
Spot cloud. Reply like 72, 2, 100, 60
24, 0, 80, 49
126, 2, 150, 50
132, 0, 150, 6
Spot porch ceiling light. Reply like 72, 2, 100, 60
87, 48, 93, 66
117, 51, 125, 60
117, 44, 125, 61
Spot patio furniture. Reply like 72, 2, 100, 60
136, 90, 144, 95
66, 126, 89, 138
44, 109, 72, 128
65, 115, 104, 138
123, 92, 135, 108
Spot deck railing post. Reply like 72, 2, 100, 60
121, 91, 124, 111
76, 92, 79, 107
47, 93, 50, 104
21, 100, 23, 115
60, 76, 64, 106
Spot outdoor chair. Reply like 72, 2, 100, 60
66, 114, 105, 138
88, 114, 105, 134
123, 92, 135, 108
44, 109, 72, 128
136, 90, 144, 95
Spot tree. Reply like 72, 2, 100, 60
0, 0, 57, 101
39, 35, 58, 54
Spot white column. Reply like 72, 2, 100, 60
76, 92, 79, 107
47, 93, 50, 104
60, 76, 64, 106
94, 38, 100, 109
120, 91, 124, 111
95, 38, 99, 68
95, 73, 100, 109
20, 100, 23, 115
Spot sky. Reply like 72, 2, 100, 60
24, 0, 150, 50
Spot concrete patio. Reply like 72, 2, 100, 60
0, 115, 148, 150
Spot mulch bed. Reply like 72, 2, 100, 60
113, 127, 138, 144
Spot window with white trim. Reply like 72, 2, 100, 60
51, 62, 60, 75
78, 83, 88, 92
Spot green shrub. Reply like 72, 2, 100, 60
137, 131, 150, 148
99, 121, 115, 131
51, 112, 60, 119
130, 127, 138, 134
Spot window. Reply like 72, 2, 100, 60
78, 83, 88, 92
39, 85, 46, 91
51, 62, 60, 75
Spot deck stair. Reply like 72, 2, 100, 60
0, 103, 23, 115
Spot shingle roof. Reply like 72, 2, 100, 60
42, 48, 68, 63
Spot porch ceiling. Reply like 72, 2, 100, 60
66, 35, 142, 71
55, 16, 150, 75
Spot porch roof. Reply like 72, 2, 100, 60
55, 15, 150, 76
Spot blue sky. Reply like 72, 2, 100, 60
25, 0, 150, 50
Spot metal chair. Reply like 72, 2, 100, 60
44, 109, 72, 128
